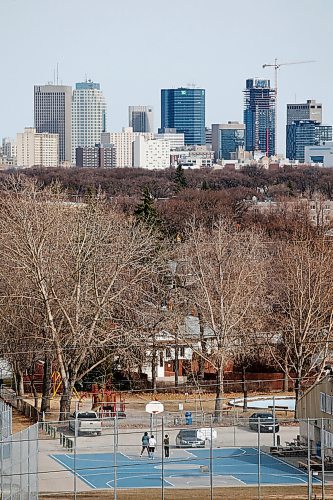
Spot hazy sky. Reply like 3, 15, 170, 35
1, 0, 332, 153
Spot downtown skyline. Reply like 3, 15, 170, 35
0, 0, 332, 154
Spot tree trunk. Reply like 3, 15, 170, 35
174, 333, 179, 389
198, 309, 206, 380
28, 366, 39, 408
283, 352, 289, 392
283, 354, 289, 392
242, 367, 248, 412
294, 366, 302, 419
151, 338, 157, 394
59, 383, 74, 421
214, 359, 224, 423
41, 355, 52, 414
16, 369, 25, 397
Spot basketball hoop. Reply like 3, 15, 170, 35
145, 401, 164, 414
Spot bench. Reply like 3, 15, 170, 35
298, 459, 321, 471
268, 405, 289, 416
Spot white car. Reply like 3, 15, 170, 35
68, 411, 102, 436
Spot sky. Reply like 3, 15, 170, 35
1, 0, 332, 154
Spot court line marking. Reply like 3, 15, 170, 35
51, 446, 315, 489
50, 454, 97, 489
62, 454, 111, 464
106, 472, 170, 486
255, 447, 321, 483
213, 474, 246, 485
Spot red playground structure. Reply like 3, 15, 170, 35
91, 384, 126, 419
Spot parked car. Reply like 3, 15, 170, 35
176, 429, 205, 448
68, 411, 102, 436
249, 412, 279, 433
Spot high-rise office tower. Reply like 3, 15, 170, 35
212, 122, 245, 160
286, 120, 332, 162
128, 106, 154, 133
161, 87, 205, 145
34, 84, 72, 163
287, 99, 322, 125
72, 81, 106, 163
243, 78, 276, 156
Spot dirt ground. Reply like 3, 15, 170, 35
24, 389, 296, 421
38, 485, 331, 499
11, 407, 34, 433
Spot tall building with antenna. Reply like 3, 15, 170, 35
34, 84, 72, 163
72, 80, 106, 163
243, 78, 276, 156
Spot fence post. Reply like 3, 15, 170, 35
210, 414, 213, 500
258, 417, 261, 500
19, 428, 23, 495
1, 433, 3, 498
161, 416, 164, 500
307, 418, 311, 500
74, 401, 78, 500
114, 412, 118, 500
233, 410, 236, 447
272, 396, 276, 447
321, 417, 325, 500
36, 423, 40, 499
28, 424, 31, 498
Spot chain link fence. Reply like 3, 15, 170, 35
34, 415, 330, 499
1, 400, 333, 499
0, 399, 12, 441
0, 423, 39, 500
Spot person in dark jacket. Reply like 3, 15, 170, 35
140, 431, 149, 457
164, 434, 170, 458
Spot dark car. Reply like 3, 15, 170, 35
249, 412, 279, 433
175, 429, 205, 448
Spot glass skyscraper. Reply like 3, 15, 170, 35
243, 78, 276, 156
161, 87, 205, 145
286, 120, 333, 162
212, 122, 245, 160
34, 84, 72, 163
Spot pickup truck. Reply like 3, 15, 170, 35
68, 411, 102, 436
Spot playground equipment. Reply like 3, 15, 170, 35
51, 372, 84, 401
91, 384, 126, 418
51, 374, 126, 418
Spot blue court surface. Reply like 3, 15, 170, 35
51, 447, 319, 489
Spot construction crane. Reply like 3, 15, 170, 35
262, 58, 316, 156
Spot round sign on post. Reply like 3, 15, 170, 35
145, 401, 164, 414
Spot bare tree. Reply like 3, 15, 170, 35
0, 179, 164, 420
179, 220, 266, 422
267, 235, 333, 406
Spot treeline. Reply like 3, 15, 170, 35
0, 165, 331, 240
2, 164, 333, 200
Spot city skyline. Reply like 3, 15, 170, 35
1, 0, 332, 154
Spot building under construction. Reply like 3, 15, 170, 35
243, 78, 276, 156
